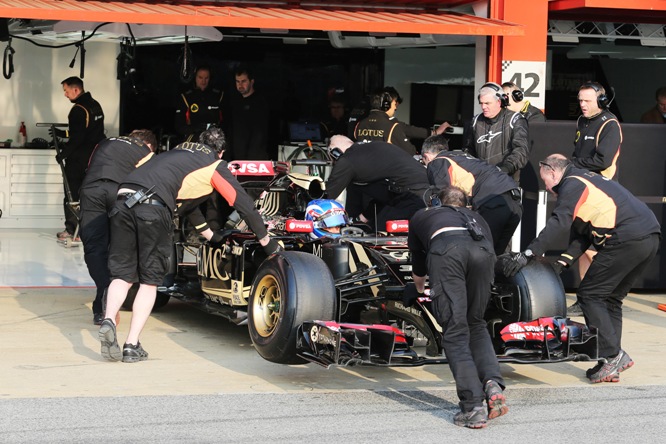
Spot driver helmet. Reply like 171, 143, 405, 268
305, 199, 350, 238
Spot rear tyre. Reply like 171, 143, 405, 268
248, 251, 336, 364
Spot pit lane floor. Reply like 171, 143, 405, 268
1, 229, 666, 442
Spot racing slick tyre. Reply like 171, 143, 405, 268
121, 284, 171, 311
509, 258, 566, 321
248, 251, 336, 364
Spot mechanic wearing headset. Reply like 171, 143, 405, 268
175, 65, 223, 143
501, 82, 546, 123
406, 186, 508, 429
502, 154, 660, 384
79, 130, 157, 326
568, 81, 623, 316
421, 134, 522, 255
98, 126, 280, 364
325, 135, 430, 229
462, 82, 529, 183
354, 86, 450, 156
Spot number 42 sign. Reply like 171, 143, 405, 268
501, 60, 546, 110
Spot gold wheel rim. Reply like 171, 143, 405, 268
252, 275, 281, 338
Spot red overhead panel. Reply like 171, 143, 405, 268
0, 0, 524, 36
549, 0, 666, 24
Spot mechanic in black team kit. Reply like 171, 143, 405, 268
421, 134, 522, 254
502, 154, 660, 384
407, 187, 508, 429
98, 127, 280, 363
79, 130, 157, 325
325, 135, 430, 229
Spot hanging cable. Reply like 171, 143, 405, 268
178, 26, 194, 84
3, 37, 14, 79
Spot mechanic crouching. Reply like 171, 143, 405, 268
325, 135, 429, 229
407, 187, 508, 429
98, 126, 280, 363
502, 154, 661, 383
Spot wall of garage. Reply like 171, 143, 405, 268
0, 39, 120, 145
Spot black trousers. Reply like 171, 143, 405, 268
63, 162, 86, 235
577, 233, 660, 358
427, 234, 503, 412
79, 180, 119, 314
477, 191, 522, 255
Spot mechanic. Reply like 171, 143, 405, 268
325, 135, 430, 229
52, 76, 105, 241
99, 126, 280, 364
462, 82, 529, 183
79, 130, 157, 325
501, 82, 546, 123
353, 86, 450, 156
175, 65, 223, 143
569, 81, 623, 315
502, 154, 661, 384
304, 199, 350, 239
421, 134, 522, 255
407, 186, 508, 429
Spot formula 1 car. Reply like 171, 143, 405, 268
159, 158, 599, 367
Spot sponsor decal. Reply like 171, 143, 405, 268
286, 219, 313, 233
228, 161, 275, 176
477, 130, 502, 144
386, 220, 409, 233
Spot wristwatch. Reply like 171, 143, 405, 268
524, 249, 534, 258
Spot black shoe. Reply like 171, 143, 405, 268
484, 380, 509, 419
567, 301, 583, 316
453, 406, 487, 429
98, 319, 122, 361
93, 313, 104, 325
123, 342, 149, 363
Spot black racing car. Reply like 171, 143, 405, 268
157, 158, 599, 367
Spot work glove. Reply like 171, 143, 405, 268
402, 283, 423, 308
55, 152, 65, 164
502, 251, 533, 277
263, 238, 283, 256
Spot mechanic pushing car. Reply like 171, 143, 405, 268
501, 154, 661, 384
325, 135, 430, 230
406, 186, 508, 429
98, 126, 281, 363
421, 134, 522, 255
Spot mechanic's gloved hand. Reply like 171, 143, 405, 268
402, 283, 423, 307
550, 260, 567, 275
210, 229, 240, 244
263, 238, 283, 256
502, 251, 533, 277
55, 152, 65, 164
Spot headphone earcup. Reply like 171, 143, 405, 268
430, 195, 441, 207
597, 93, 609, 109
380, 93, 392, 111
511, 89, 524, 103
481, 82, 509, 108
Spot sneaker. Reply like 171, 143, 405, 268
588, 351, 626, 383
586, 360, 604, 379
616, 349, 634, 373
93, 313, 104, 325
484, 380, 509, 419
567, 301, 583, 316
98, 318, 122, 361
123, 342, 149, 363
57, 230, 72, 240
453, 406, 487, 429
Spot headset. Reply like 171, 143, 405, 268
479, 82, 509, 108
329, 147, 343, 160
582, 82, 610, 109
502, 82, 524, 103
380, 92, 393, 111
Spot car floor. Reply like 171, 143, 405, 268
0, 229, 93, 287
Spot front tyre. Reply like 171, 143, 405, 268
511, 258, 566, 320
248, 251, 336, 364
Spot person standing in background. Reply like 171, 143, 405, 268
639, 86, 666, 123
225, 65, 270, 160
175, 65, 223, 143
52, 76, 105, 241
501, 82, 546, 123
